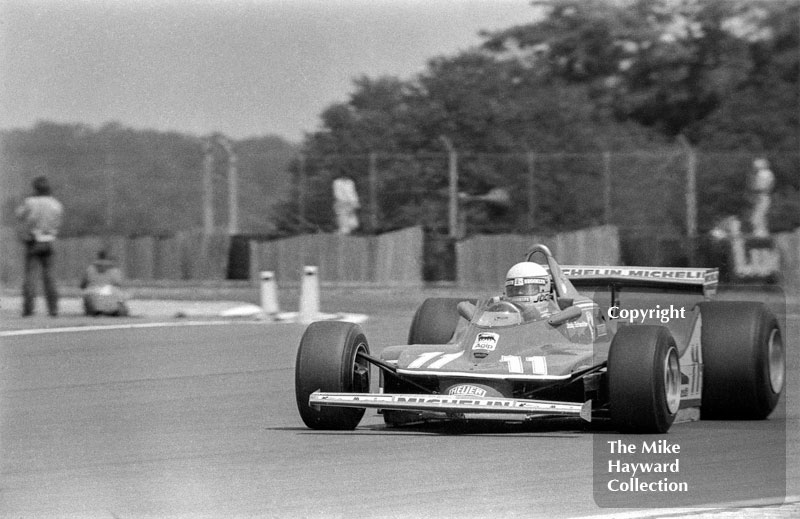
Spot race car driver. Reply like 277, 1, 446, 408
502, 261, 555, 320
505, 261, 552, 300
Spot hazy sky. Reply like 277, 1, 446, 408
1, 0, 537, 142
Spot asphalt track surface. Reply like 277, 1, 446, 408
1, 287, 798, 518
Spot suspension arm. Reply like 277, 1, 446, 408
356, 351, 435, 394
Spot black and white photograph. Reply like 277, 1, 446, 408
1, 0, 798, 517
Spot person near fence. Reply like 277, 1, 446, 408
747, 157, 775, 238
80, 249, 130, 317
332, 175, 360, 234
15, 176, 64, 317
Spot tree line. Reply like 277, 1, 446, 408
2, 0, 798, 239
279, 0, 798, 237
1, 122, 297, 237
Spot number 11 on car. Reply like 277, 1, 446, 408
500, 355, 547, 374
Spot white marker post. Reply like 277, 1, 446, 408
299, 265, 320, 324
260, 271, 279, 317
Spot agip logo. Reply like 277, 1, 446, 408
472, 332, 499, 352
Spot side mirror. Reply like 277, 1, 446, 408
457, 301, 476, 321
557, 297, 574, 311
547, 305, 582, 326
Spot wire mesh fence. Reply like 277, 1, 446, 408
3, 136, 797, 248
291, 149, 799, 240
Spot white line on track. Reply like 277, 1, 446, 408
0, 312, 368, 337
0, 320, 259, 337
577, 495, 800, 519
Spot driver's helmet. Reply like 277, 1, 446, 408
504, 262, 551, 299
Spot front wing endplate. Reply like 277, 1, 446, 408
310, 391, 591, 422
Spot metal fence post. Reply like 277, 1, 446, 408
368, 152, 378, 233
105, 164, 115, 232
202, 138, 214, 236
527, 151, 536, 232
603, 151, 612, 225
439, 136, 458, 239
679, 135, 698, 265
217, 136, 239, 235
297, 153, 306, 225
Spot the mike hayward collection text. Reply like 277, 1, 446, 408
606, 440, 688, 492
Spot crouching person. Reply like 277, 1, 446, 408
81, 250, 130, 316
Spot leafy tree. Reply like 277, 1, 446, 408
292, 46, 670, 235
7, 0, 797, 243
482, 0, 798, 141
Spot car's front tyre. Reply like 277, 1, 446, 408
295, 321, 371, 430
608, 325, 681, 434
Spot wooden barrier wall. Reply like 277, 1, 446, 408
456, 225, 621, 287
1, 227, 25, 288
0, 227, 424, 287
0, 229, 231, 287
4, 224, 794, 289
249, 226, 424, 284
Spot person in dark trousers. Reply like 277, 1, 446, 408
80, 249, 130, 316
15, 176, 64, 317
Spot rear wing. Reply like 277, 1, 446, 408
561, 266, 719, 298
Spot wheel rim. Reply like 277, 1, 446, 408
664, 347, 681, 415
352, 342, 370, 393
767, 328, 785, 394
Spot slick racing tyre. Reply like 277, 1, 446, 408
608, 325, 681, 434
295, 321, 371, 430
408, 297, 474, 345
698, 302, 784, 420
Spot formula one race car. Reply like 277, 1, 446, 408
294, 244, 785, 433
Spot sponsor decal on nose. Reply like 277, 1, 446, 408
473, 332, 499, 351
448, 384, 488, 397
473, 332, 499, 358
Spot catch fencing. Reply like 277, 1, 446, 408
294, 150, 799, 265
5, 141, 796, 271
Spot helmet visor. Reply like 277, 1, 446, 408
505, 277, 548, 297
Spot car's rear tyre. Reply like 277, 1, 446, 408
295, 321, 371, 430
698, 302, 784, 420
608, 325, 681, 434
408, 297, 474, 345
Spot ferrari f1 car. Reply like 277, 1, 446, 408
295, 244, 785, 433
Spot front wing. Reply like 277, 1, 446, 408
310, 391, 592, 422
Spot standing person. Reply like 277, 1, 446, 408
15, 176, 64, 317
748, 158, 775, 238
332, 175, 360, 234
